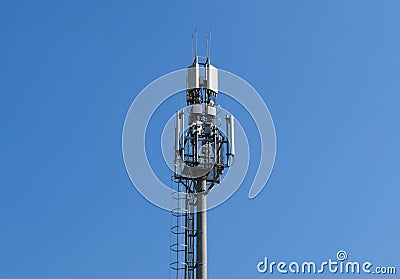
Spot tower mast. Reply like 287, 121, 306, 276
171, 38, 235, 279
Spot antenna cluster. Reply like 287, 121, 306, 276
192, 29, 212, 63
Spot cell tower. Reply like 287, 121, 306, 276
170, 35, 235, 279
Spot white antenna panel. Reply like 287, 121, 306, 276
206, 64, 218, 93
187, 64, 200, 90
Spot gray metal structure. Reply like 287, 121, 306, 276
170, 44, 235, 279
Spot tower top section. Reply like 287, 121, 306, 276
186, 30, 218, 105
186, 58, 218, 96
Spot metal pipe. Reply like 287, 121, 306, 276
226, 114, 235, 156
196, 178, 207, 279
181, 110, 185, 143
229, 115, 235, 156
175, 111, 180, 153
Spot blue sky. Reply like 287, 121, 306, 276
1, 0, 399, 278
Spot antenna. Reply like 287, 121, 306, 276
208, 29, 211, 62
206, 37, 209, 61
192, 35, 195, 60
195, 29, 198, 61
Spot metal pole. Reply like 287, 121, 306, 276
196, 177, 207, 279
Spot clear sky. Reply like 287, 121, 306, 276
1, 0, 399, 278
